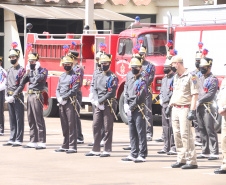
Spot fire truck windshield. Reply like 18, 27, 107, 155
138, 32, 167, 56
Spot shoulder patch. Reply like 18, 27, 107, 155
192, 76, 197, 84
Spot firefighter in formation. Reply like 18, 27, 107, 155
4, 42, 25, 147
88, 43, 106, 147
122, 56, 148, 162
158, 46, 177, 155
85, 51, 119, 157
55, 52, 81, 153
15, 51, 48, 149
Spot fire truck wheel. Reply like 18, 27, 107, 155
119, 91, 128, 125
43, 86, 59, 117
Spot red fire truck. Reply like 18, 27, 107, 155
25, 22, 168, 123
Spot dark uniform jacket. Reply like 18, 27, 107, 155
6, 64, 25, 94
142, 60, 155, 87
13, 67, 48, 96
73, 63, 84, 89
159, 72, 174, 104
90, 68, 101, 94
124, 70, 134, 105
124, 74, 147, 111
56, 70, 80, 100
93, 70, 118, 104
198, 72, 218, 104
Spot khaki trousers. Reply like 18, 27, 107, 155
172, 107, 197, 165
221, 116, 226, 170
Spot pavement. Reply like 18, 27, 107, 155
0, 111, 225, 185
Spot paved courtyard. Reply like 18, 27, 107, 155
0, 111, 225, 185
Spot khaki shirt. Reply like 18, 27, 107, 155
170, 69, 199, 105
217, 77, 226, 107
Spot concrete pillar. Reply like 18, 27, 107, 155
4, 10, 24, 69
85, 0, 94, 30
179, 0, 189, 22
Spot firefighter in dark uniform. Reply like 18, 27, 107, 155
215, 73, 226, 174
13, 53, 48, 149
88, 50, 105, 147
123, 46, 143, 151
4, 42, 25, 147
122, 57, 147, 162
68, 50, 84, 144
55, 55, 81, 153
158, 50, 176, 155
0, 56, 7, 136
85, 53, 118, 157
192, 42, 204, 146
139, 45, 155, 141
196, 57, 219, 160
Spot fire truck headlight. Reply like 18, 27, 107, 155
156, 86, 161, 91
156, 79, 162, 84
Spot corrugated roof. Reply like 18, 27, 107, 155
0, 4, 134, 21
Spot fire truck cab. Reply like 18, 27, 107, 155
25, 21, 168, 124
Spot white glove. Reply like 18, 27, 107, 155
98, 104, 105, 110
35, 61, 40, 70
124, 104, 129, 113
5, 96, 15, 103
89, 93, 94, 101
127, 109, 131, 117
61, 100, 67, 105
93, 101, 99, 107
160, 99, 163, 106
57, 97, 63, 104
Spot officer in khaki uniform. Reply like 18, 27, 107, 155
196, 57, 219, 160
168, 55, 199, 169
4, 43, 25, 147
215, 66, 226, 174
68, 50, 84, 144
56, 55, 81, 153
13, 53, 48, 149
85, 53, 118, 157
0, 56, 7, 136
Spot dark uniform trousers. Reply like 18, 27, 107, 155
145, 91, 153, 137
92, 104, 105, 140
76, 90, 84, 141
197, 105, 219, 154
193, 116, 202, 143
162, 103, 175, 152
128, 108, 147, 158
8, 93, 24, 142
59, 100, 77, 150
0, 90, 4, 133
92, 102, 115, 152
27, 94, 46, 143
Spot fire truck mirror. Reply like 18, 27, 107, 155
27, 23, 33, 33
